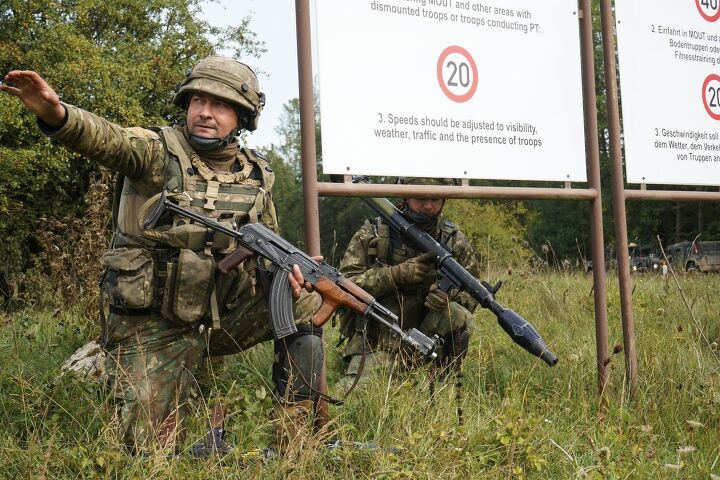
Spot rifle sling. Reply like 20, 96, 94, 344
111, 174, 124, 244
338, 327, 369, 400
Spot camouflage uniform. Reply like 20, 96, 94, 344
338, 206, 480, 386
38, 59, 323, 451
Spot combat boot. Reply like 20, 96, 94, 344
190, 403, 234, 458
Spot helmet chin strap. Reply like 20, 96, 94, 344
185, 107, 252, 151
187, 127, 240, 152
403, 205, 440, 232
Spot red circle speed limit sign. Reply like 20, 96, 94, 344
702, 74, 720, 120
696, 0, 720, 22
436, 45, 478, 103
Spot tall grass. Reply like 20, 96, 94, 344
0, 271, 718, 479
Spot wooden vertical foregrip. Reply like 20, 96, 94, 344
312, 298, 339, 327
311, 276, 369, 327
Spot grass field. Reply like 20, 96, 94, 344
0, 271, 718, 479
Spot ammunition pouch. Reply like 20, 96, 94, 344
100, 248, 156, 310
161, 248, 216, 324
101, 245, 226, 324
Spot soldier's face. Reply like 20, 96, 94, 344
186, 93, 239, 139
406, 198, 444, 217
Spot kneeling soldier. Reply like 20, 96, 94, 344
1, 57, 323, 454
337, 177, 480, 388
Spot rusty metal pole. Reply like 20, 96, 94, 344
600, 0, 638, 397
295, 0, 329, 430
625, 190, 720, 202
579, 0, 610, 397
317, 182, 597, 200
295, 0, 321, 256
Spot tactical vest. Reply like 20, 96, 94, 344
367, 216, 459, 266
101, 126, 277, 329
114, 125, 277, 245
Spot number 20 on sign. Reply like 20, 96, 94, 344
436, 45, 479, 103
703, 74, 720, 120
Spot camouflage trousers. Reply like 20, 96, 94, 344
103, 289, 320, 451
338, 294, 472, 390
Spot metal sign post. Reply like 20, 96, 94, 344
600, 0, 639, 398
294, 0, 326, 428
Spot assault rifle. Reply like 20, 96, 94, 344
143, 191, 438, 360
361, 194, 558, 367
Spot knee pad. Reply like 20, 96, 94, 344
273, 327, 324, 402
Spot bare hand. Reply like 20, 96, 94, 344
287, 255, 323, 299
0, 70, 66, 128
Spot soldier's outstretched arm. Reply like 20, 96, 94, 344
0, 70, 66, 128
3, 70, 163, 180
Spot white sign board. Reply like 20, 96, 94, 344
616, 0, 720, 185
314, 0, 587, 182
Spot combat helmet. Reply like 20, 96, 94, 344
173, 56, 265, 132
396, 177, 457, 229
396, 177, 458, 186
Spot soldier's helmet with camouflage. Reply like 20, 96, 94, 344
396, 177, 458, 186
396, 177, 457, 226
173, 56, 265, 131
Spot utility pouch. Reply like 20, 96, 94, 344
143, 220, 235, 253
148, 223, 209, 250
161, 249, 215, 323
100, 248, 156, 309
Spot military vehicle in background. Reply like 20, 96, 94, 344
628, 242, 662, 273
669, 240, 720, 273
583, 243, 661, 273
667, 241, 693, 270
585, 240, 720, 274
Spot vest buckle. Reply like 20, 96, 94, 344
204, 180, 220, 210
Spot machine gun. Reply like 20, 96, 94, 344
361, 194, 558, 367
143, 191, 438, 360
